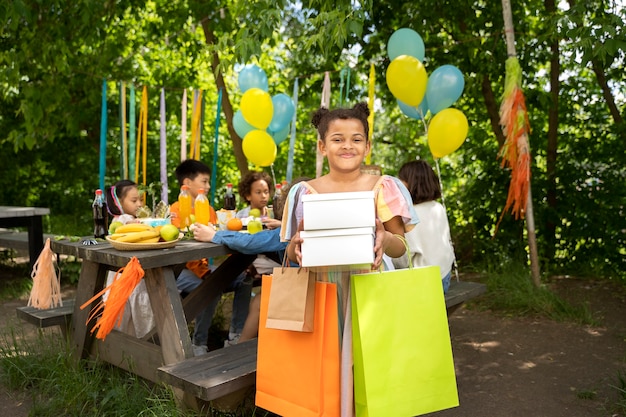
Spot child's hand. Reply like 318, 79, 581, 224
372, 218, 385, 270
262, 218, 281, 230
192, 223, 217, 242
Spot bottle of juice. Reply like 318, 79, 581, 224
178, 185, 192, 229
195, 188, 211, 226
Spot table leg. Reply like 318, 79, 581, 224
143, 267, 192, 365
182, 253, 256, 321
27, 215, 45, 271
71, 260, 108, 361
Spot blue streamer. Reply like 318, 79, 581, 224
286, 78, 299, 183
99, 79, 107, 191
211, 88, 223, 207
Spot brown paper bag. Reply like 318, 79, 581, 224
265, 266, 315, 332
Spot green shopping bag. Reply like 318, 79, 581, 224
351, 265, 459, 417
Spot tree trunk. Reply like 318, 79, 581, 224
545, 0, 560, 262
591, 59, 624, 126
200, 20, 250, 176
481, 74, 506, 147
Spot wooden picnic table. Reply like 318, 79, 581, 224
0, 206, 50, 269
50, 237, 255, 409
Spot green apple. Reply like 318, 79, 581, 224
249, 208, 261, 218
160, 224, 180, 241
189, 214, 196, 223
108, 221, 123, 234
247, 219, 263, 234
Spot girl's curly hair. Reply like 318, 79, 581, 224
311, 102, 370, 141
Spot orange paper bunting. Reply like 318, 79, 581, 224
80, 257, 145, 340
28, 238, 62, 310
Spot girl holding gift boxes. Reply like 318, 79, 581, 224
276, 102, 418, 417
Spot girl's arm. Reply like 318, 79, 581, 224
373, 216, 406, 269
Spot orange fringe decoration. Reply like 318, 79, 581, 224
28, 238, 62, 310
80, 257, 144, 340
496, 57, 531, 230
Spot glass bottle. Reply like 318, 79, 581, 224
92, 189, 108, 239
224, 183, 236, 210
178, 185, 192, 229
195, 188, 211, 226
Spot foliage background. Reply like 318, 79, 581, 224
1, 0, 624, 280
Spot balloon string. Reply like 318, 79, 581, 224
435, 158, 459, 282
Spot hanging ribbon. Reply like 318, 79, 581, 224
80, 257, 145, 341
211, 88, 223, 206
28, 238, 62, 310
316, 72, 331, 178
286, 78, 300, 183
135, 86, 148, 185
120, 82, 128, 179
160, 88, 168, 204
99, 79, 107, 191
199, 91, 206, 160
366, 63, 376, 165
190, 90, 203, 160
181, 89, 187, 162
129, 85, 136, 180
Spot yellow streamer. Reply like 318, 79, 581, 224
366, 63, 376, 165
135, 86, 148, 186
189, 90, 203, 160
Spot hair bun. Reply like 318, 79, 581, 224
311, 107, 330, 128
353, 102, 370, 118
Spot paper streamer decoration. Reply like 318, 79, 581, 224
129, 85, 136, 180
286, 78, 299, 183
211, 88, 223, 206
159, 88, 168, 204
189, 90, 203, 160
135, 86, 148, 185
99, 79, 107, 191
181, 89, 187, 162
316, 72, 331, 178
120, 82, 128, 179
366, 63, 376, 165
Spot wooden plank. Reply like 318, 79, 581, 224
0, 232, 56, 251
158, 339, 258, 401
445, 281, 486, 308
16, 299, 75, 328
94, 330, 163, 383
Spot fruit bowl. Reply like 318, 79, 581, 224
105, 235, 182, 251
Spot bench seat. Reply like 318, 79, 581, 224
158, 280, 487, 403
0, 230, 56, 253
16, 298, 75, 337
158, 338, 258, 402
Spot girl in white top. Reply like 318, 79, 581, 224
394, 159, 455, 292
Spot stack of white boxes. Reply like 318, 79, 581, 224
300, 191, 376, 267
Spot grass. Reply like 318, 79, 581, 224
467, 259, 597, 326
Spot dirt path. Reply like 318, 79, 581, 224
0, 274, 624, 416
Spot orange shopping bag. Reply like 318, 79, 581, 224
256, 275, 341, 417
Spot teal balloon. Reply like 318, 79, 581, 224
426, 65, 465, 114
238, 64, 269, 93
387, 28, 425, 62
268, 93, 295, 133
397, 99, 420, 120
233, 110, 255, 138
270, 123, 291, 145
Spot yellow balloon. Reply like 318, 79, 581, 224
241, 88, 273, 130
243, 130, 277, 167
385, 55, 428, 107
428, 108, 469, 158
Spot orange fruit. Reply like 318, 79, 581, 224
226, 218, 243, 231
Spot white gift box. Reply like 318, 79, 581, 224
300, 227, 375, 267
302, 191, 376, 230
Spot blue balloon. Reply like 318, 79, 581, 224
270, 123, 291, 145
387, 28, 425, 62
238, 64, 269, 93
268, 93, 295, 133
426, 65, 465, 115
233, 110, 255, 138
397, 98, 429, 120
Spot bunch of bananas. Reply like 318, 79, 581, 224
108, 223, 161, 243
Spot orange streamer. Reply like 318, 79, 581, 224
28, 238, 62, 310
80, 257, 145, 340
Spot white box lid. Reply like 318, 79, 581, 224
301, 191, 375, 202
300, 227, 375, 238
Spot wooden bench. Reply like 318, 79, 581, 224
0, 230, 56, 255
16, 298, 75, 338
158, 280, 486, 403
